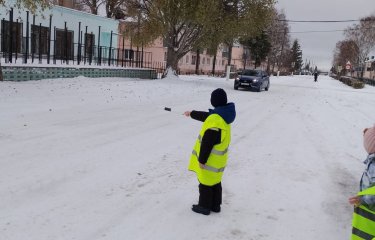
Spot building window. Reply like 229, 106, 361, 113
191, 55, 196, 65
202, 57, 205, 65
222, 60, 225, 66
186, 55, 189, 64
55, 28, 74, 60
1, 20, 22, 53
207, 58, 210, 65
164, 51, 167, 61
31, 25, 49, 55
124, 49, 134, 60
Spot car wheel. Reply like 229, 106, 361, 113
234, 84, 239, 90
265, 83, 269, 91
257, 86, 261, 92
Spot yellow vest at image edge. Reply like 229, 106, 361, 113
352, 186, 375, 240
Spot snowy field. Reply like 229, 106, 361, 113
1, 74, 375, 240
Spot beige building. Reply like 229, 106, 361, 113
56, 0, 74, 8
118, 21, 255, 74
363, 58, 375, 80
178, 48, 228, 75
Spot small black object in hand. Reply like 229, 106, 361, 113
164, 107, 171, 111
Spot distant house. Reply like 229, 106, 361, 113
363, 56, 375, 80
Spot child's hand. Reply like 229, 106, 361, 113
349, 196, 361, 207
184, 111, 191, 117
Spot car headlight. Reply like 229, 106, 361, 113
235, 77, 240, 81
252, 79, 258, 83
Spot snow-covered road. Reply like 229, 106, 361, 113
1, 75, 374, 240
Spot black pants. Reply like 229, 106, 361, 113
198, 182, 222, 209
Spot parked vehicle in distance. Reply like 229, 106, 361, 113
234, 69, 270, 92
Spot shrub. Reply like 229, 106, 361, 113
352, 81, 365, 89
338, 76, 364, 89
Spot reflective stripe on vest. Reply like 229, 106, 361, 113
191, 150, 225, 173
351, 186, 375, 240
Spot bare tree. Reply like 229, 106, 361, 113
266, 9, 291, 73
78, 0, 104, 14
344, 15, 375, 76
332, 39, 359, 74
105, 0, 126, 19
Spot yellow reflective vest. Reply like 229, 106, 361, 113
188, 113, 231, 186
352, 186, 375, 240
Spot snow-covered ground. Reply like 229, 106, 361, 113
1, 74, 375, 240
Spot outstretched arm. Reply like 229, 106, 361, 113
184, 110, 210, 122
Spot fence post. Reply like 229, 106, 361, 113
1, 19, 4, 61
141, 43, 144, 68
53, 26, 56, 64
23, 11, 29, 63
97, 26, 101, 66
47, 14, 52, 64
108, 30, 113, 66
80, 30, 83, 64
9, 8, 13, 63
38, 23, 42, 63
84, 26, 87, 64
77, 22, 81, 65
15, 19, 19, 62
116, 47, 119, 66
32, 15, 35, 63
64, 22, 68, 65
121, 35, 125, 67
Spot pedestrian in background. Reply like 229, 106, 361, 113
314, 72, 318, 82
184, 88, 236, 215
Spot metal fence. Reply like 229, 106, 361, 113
0, 8, 166, 73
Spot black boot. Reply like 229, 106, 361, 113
192, 204, 210, 215
210, 206, 221, 213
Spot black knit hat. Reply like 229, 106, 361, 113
211, 88, 227, 107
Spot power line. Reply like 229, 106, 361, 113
291, 29, 346, 33
278, 19, 375, 23
290, 26, 375, 34
278, 19, 358, 23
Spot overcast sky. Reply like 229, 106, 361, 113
276, 0, 375, 71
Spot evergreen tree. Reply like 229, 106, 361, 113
291, 39, 303, 72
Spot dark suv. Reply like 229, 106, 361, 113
234, 69, 270, 92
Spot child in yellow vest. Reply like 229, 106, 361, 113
184, 88, 236, 215
349, 124, 375, 239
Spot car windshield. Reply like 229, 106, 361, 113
242, 70, 261, 76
